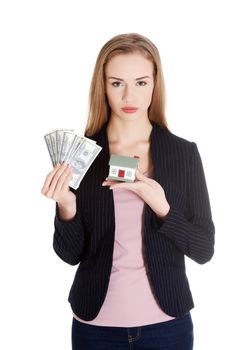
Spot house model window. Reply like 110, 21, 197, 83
108, 154, 140, 183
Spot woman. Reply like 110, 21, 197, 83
41, 33, 215, 350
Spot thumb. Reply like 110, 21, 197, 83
135, 169, 144, 179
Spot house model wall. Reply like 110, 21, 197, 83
108, 154, 140, 182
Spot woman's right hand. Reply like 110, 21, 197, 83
41, 162, 76, 207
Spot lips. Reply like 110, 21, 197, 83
121, 107, 138, 113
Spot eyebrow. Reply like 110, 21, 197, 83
107, 76, 151, 81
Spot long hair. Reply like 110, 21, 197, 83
84, 33, 170, 136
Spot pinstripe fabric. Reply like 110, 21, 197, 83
53, 121, 215, 321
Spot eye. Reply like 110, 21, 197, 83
136, 81, 147, 86
112, 81, 124, 87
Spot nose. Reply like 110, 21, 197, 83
122, 85, 136, 104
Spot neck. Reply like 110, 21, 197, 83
107, 116, 153, 145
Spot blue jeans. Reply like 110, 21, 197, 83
71, 312, 194, 349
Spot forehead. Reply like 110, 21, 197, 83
105, 53, 154, 78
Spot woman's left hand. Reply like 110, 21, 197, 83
102, 169, 170, 220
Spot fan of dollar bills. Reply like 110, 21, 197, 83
44, 128, 102, 190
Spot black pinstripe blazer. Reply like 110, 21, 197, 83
53, 121, 215, 320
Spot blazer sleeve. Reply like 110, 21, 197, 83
154, 142, 215, 264
53, 194, 85, 266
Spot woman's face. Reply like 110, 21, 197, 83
105, 52, 155, 122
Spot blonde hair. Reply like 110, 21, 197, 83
85, 33, 170, 136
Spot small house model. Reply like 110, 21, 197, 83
108, 154, 140, 182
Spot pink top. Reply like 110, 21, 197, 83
73, 168, 175, 326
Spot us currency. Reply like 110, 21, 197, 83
49, 131, 58, 164
56, 129, 74, 164
64, 134, 84, 163
44, 129, 74, 165
44, 129, 102, 188
59, 131, 79, 163
69, 139, 102, 189
44, 132, 56, 166
65, 135, 98, 164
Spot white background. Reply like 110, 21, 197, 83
0, 0, 233, 349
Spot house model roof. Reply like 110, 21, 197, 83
109, 154, 139, 168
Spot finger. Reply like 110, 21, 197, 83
46, 163, 71, 197
102, 180, 119, 186
44, 163, 70, 197
41, 162, 66, 195
135, 169, 154, 185
53, 165, 73, 195
60, 170, 74, 193
109, 181, 136, 191
41, 163, 61, 194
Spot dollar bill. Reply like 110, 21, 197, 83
44, 133, 56, 166
44, 128, 102, 188
59, 131, 78, 163
64, 134, 83, 163
44, 129, 75, 165
68, 139, 102, 189
49, 131, 58, 165
65, 136, 97, 163
56, 129, 74, 164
